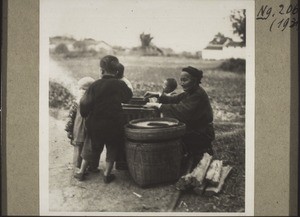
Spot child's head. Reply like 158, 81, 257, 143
115, 63, 124, 79
100, 55, 121, 76
78, 77, 95, 90
163, 78, 177, 94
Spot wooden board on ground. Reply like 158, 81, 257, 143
205, 160, 223, 186
205, 166, 233, 196
175, 153, 212, 190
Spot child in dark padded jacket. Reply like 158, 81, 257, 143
75, 55, 133, 183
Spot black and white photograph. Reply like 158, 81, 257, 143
39, 0, 255, 215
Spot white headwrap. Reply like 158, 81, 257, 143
77, 77, 95, 103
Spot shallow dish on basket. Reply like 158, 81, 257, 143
128, 117, 179, 129
125, 117, 185, 187
125, 118, 186, 142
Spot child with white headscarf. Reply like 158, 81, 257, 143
65, 77, 99, 172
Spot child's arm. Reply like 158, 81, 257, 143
65, 101, 78, 140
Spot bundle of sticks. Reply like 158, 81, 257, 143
175, 153, 232, 196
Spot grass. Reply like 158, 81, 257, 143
177, 122, 245, 212
50, 54, 246, 212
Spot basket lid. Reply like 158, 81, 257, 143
128, 117, 179, 129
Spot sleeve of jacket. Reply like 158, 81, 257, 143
158, 92, 184, 104
65, 101, 78, 139
79, 86, 94, 118
159, 93, 205, 123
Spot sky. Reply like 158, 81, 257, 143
41, 0, 251, 52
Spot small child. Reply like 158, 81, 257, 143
65, 77, 97, 171
116, 63, 133, 91
162, 78, 177, 96
148, 78, 178, 103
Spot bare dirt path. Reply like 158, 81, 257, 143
49, 111, 177, 212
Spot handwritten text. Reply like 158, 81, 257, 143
256, 3, 298, 32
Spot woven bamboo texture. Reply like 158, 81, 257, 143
126, 139, 182, 187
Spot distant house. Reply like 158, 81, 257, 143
202, 36, 245, 60
49, 36, 116, 54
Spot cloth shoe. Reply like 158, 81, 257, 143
87, 167, 100, 173
74, 172, 85, 181
103, 174, 116, 184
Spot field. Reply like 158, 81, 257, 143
49, 55, 246, 213
50, 55, 245, 122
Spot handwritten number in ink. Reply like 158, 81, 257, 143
279, 4, 285, 14
282, 18, 290, 31
286, 4, 293, 14
270, 19, 276, 32
290, 18, 297, 28
260, 3, 299, 31
277, 18, 284, 28
292, 4, 298, 15
293, 19, 299, 30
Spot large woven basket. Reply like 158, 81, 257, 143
125, 118, 186, 187
125, 139, 183, 187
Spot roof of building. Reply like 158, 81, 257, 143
225, 41, 245, 47
204, 45, 223, 50
204, 40, 244, 50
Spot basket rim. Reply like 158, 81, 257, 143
125, 123, 186, 142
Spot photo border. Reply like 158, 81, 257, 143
2, 0, 298, 216
39, 0, 255, 216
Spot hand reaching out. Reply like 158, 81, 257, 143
143, 91, 160, 99
144, 102, 162, 109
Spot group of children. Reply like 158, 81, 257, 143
65, 59, 178, 183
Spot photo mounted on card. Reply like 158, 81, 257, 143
39, 0, 255, 215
